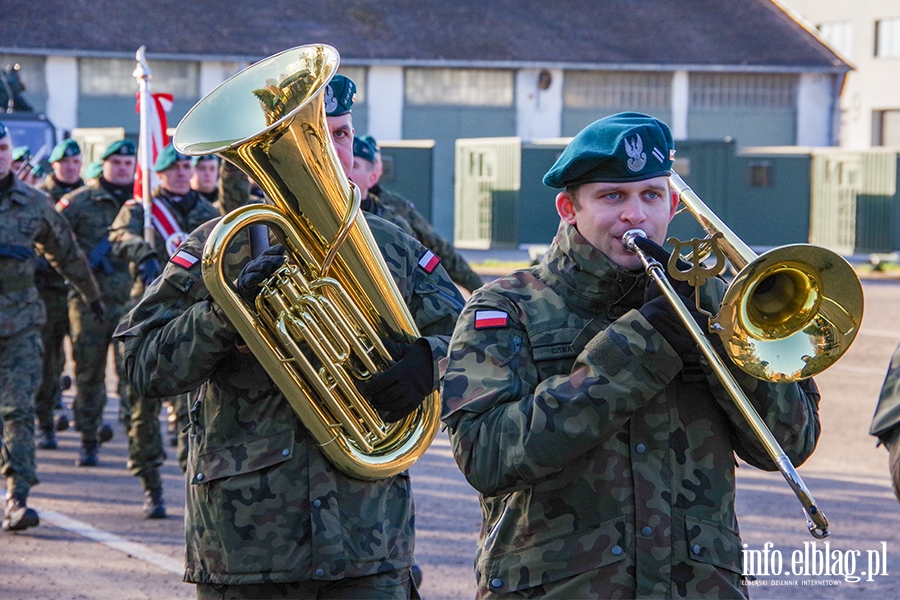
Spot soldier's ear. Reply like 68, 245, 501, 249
556, 191, 577, 225
669, 190, 679, 220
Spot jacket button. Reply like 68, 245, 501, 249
692, 544, 702, 555
282, 448, 290, 457
490, 578, 503, 588
196, 473, 204, 482
642, 526, 653, 537
611, 545, 623, 555
635, 443, 646, 454
313, 499, 322, 508
315, 568, 325, 577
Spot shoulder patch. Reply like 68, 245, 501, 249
170, 249, 200, 269
474, 309, 509, 330
417, 249, 441, 274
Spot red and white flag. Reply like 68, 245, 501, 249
474, 310, 509, 330
134, 92, 174, 199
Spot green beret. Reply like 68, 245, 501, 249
49, 138, 81, 163
154, 143, 191, 172
12, 146, 30, 162
191, 154, 219, 166
85, 160, 103, 180
0, 121, 7, 139
324, 74, 356, 117
353, 136, 376, 163
102, 139, 137, 160
543, 112, 675, 189
362, 135, 379, 152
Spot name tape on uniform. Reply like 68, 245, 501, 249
474, 310, 509, 330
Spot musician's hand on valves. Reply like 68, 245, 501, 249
632, 235, 695, 297
236, 244, 285, 303
356, 338, 434, 423
639, 281, 708, 356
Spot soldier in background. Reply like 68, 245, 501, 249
350, 136, 417, 238
190, 154, 219, 205
441, 113, 822, 597
364, 135, 484, 293
0, 121, 103, 531
33, 139, 85, 449
115, 73, 461, 598
871, 344, 900, 503
57, 139, 157, 468
109, 143, 220, 519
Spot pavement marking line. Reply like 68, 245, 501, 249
36, 508, 183, 575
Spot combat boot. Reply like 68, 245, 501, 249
76, 441, 99, 467
142, 488, 166, 519
3, 493, 39, 531
36, 427, 57, 450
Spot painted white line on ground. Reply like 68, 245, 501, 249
36, 508, 183, 575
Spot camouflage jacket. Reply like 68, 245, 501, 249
872, 342, 900, 442
37, 174, 84, 203
0, 174, 100, 337
441, 224, 821, 598
375, 185, 484, 293
35, 175, 82, 291
109, 187, 220, 297
57, 179, 140, 306
114, 213, 464, 586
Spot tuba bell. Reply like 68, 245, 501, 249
173, 44, 440, 481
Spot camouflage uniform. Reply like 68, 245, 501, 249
871, 343, 900, 502
109, 187, 221, 483
441, 224, 821, 599
212, 160, 263, 216
1, 174, 100, 496
374, 184, 484, 293
57, 179, 140, 447
33, 174, 84, 433
114, 213, 463, 590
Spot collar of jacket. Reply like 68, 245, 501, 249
536, 223, 648, 318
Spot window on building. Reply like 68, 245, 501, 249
0, 54, 47, 105
817, 21, 853, 59
79, 58, 200, 99
873, 110, 900, 146
563, 71, 670, 109
690, 73, 797, 109
404, 68, 513, 106
875, 18, 900, 57
748, 161, 774, 188
336, 66, 366, 103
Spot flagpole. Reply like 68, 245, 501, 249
134, 46, 154, 245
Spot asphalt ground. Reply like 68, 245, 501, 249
3, 276, 900, 600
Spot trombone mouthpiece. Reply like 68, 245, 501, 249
622, 229, 647, 252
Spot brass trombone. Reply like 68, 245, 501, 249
623, 172, 864, 538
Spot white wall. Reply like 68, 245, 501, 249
44, 56, 78, 140
515, 68, 563, 141
366, 66, 404, 141
199, 61, 241, 97
796, 73, 836, 146
671, 71, 689, 140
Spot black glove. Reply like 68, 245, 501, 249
89, 299, 106, 321
356, 338, 434, 423
0, 244, 33, 261
633, 236, 695, 297
639, 281, 708, 356
236, 244, 286, 304
136, 256, 160, 286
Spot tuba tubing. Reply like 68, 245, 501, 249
173, 44, 440, 481
623, 228, 829, 538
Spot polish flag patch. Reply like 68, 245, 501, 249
170, 250, 199, 269
418, 249, 441, 274
474, 310, 509, 330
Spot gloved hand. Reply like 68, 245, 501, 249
633, 236, 695, 297
356, 337, 434, 423
0, 244, 33, 261
639, 281, 707, 356
136, 256, 160, 286
87, 237, 115, 275
89, 299, 106, 321
236, 244, 285, 304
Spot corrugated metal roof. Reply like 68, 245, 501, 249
1, 0, 850, 72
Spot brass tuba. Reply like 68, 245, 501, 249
623, 173, 864, 538
173, 44, 440, 481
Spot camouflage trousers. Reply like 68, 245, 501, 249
0, 326, 42, 497
69, 298, 128, 442
194, 567, 416, 599
34, 286, 69, 430
127, 394, 166, 490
